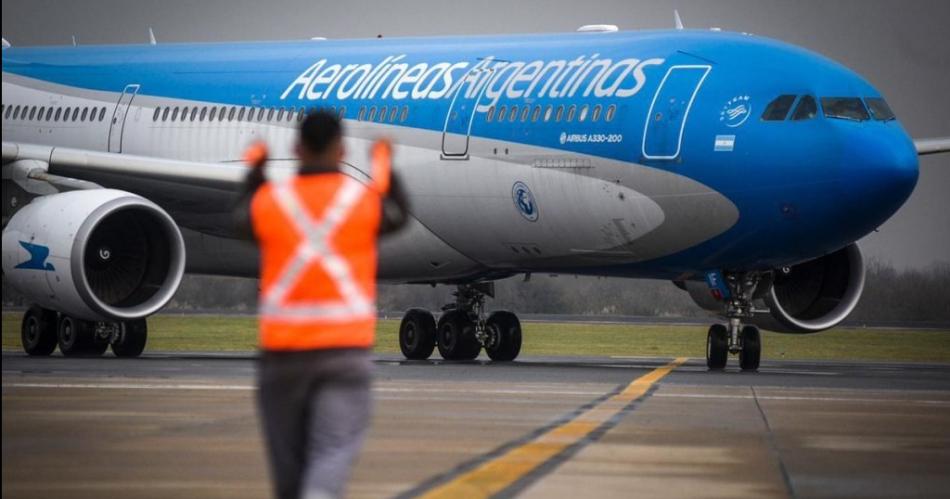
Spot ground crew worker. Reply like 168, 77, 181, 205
235, 110, 408, 499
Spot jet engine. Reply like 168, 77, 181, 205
2, 189, 185, 322
682, 244, 865, 334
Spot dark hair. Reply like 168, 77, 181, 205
299, 109, 343, 154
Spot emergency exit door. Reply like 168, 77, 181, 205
641, 65, 711, 160
108, 84, 140, 153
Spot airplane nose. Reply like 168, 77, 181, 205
843, 127, 918, 228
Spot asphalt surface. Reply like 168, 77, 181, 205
3, 351, 950, 498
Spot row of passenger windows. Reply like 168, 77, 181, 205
2, 104, 108, 123
485, 103, 616, 124
761, 95, 896, 122
152, 105, 347, 124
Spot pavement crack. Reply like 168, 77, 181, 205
752, 386, 798, 499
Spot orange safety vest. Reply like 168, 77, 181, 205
251, 141, 392, 351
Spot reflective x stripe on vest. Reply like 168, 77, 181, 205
259, 176, 374, 322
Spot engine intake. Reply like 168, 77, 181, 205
2, 189, 185, 321
757, 243, 865, 333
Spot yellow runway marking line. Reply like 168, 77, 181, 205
419, 357, 688, 499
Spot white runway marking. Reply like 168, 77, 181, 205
654, 392, 950, 405
2, 381, 606, 397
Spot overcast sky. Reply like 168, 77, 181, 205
3, 0, 948, 269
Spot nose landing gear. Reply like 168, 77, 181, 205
397, 283, 523, 362
705, 272, 763, 371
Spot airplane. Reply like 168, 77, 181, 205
2, 20, 948, 370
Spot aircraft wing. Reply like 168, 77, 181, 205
2, 141, 247, 235
915, 137, 950, 156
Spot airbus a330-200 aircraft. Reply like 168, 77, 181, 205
2, 22, 948, 369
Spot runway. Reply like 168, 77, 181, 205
3, 352, 950, 498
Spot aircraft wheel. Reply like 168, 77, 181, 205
58, 315, 96, 356
112, 319, 148, 358
437, 310, 480, 360
706, 324, 728, 370
739, 325, 761, 371
399, 309, 436, 360
485, 311, 522, 361
21, 306, 58, 356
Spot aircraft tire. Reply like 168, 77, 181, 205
21, 306, 58, 356
437, 310, 480, 360
58, 315, 97, 356
706, 324, 728, 370
399, 309, 437, 360
112, 319, 148, 358
485, 311, 522, 361
739, 325, 761, 371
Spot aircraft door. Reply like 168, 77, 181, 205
441, 65, 494, 158
641, 65, 710, 160
108, 84, 140, 153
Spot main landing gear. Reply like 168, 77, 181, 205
398, 283, 522, 362
705, 273, 762, 371
21, 304, 148, 358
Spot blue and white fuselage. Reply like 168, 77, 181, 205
2, 28, 935, 362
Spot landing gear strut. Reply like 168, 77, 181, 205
19, 305, 148, 358
397, 283, 522, 362
706, 273, 763, 371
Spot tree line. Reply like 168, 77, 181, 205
3, 259, 949, 324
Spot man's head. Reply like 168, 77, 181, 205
296, 110, 344, 168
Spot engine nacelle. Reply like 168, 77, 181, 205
754, 244, 865, 333
680, 244, 865, 334
2, 189, 185, 321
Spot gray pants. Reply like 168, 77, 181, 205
257, 348, 373, 499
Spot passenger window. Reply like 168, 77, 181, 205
228, 107, 237, 121
486, 105, 495, 122
191, 107, 199, 121
266, 108, 275, 121
531, 105, 541, 122
567, 105, 576, 122
606, 104, 616, 121
510, 105, 519, 122
13, 105, 21, 119
72, 108, 80, 121
162, 107, 170, 121
38, 107, 46, 120
388, 106, 398, 122
865, 97, 896, 121
791, 95, 817, 121
235, 107, 244, 121
579, 104, 589, 122
181, 107, 190, 121
99, 107, 106, 121
592, 104, 602, 122
45, 107, 54, 121
276, 108, 285, 121
29, 107, 37, 120
555, 105, 564, 122
54, 108, 63, 121
153, 108, 161, 121
761, 95, 796, 121
200, 107, 208, 121
399, 106, 407, 122
497, 105, 507, 122
368, 106, 377, 121
358, 106, 366, 121
171, 107, 180, 121
81, 108, 89, 121
544, 105, 553, 122
520, 106, 529, 122
376, 106, 386, 122
339, 106, 347, 120
821, 97, 869, 121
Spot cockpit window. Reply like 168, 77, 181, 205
791, 95, 818, 121
821, 97, 869, 121
865, 97, 896, 121
761, 95, 797, 121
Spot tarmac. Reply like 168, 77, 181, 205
3, 351, 950, 498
